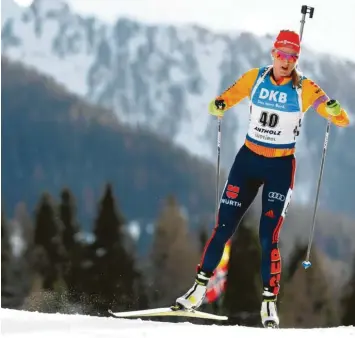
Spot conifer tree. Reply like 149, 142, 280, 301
280, 244, 339, 328
88, 183, 143, 314
149, 195, 200, 307
14, 202, 35, 306
1, 207, 12, 307
58, 188, 84, 303
340, 254, 355, 326
34, 192, 67, 290
59, 188, 80, 253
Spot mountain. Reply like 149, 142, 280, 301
1, 0, 355, 219
1, 56, 217, 235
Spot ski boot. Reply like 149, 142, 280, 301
172, 267, 212, 311
260, 288, 279, 328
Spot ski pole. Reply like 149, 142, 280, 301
299, 5, 314, 40
215, 117, 222, 223
298, 5, 331, 269
302, 117, 331, 269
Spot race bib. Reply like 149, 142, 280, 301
247, 105, 302, 146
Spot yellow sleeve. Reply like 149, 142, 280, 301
302, 78, 350, 127
216, 68, 259, 110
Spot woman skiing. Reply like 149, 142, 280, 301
174, 29, 350, 328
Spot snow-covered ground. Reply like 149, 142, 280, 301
1, 308, 354, 338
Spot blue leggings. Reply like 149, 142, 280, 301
200, 145, 296, 295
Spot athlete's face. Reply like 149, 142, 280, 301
272, 47, 299, 77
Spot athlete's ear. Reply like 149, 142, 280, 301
271, 49, 276, 60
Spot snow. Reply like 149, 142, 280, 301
10, 230, 25, 257
33, 0, 68, 14
2, 0, 97, 96
174, 33, 226, 159
127, 220, 141, 240
1, 308, 355, 338
1, 0, 23, 27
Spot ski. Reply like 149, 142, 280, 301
108, 306, 228, 321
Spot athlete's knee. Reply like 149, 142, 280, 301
260, 211, 285, 247
199, 223, 232, 273
210, 222, 234, 247
216, 207, 239, 240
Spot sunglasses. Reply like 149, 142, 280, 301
273, 49, 299, 63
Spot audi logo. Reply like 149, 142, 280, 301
268, 192, 285, 201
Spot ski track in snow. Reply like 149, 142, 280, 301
1, 308, 355, 338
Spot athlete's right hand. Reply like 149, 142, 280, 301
209, 99, 226, 118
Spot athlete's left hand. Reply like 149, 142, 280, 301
325, 99, 341, 117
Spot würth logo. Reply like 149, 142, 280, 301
226, 185, 240, 199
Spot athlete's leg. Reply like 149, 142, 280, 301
200, 176, 262, 274
200, 146, 263, 274
259, 155, 296, 327
175, 146, 262, 309
259, 155, 296, 294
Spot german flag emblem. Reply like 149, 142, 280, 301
226, 185, 240, 199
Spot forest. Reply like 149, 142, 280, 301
2, 184, 355, 328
